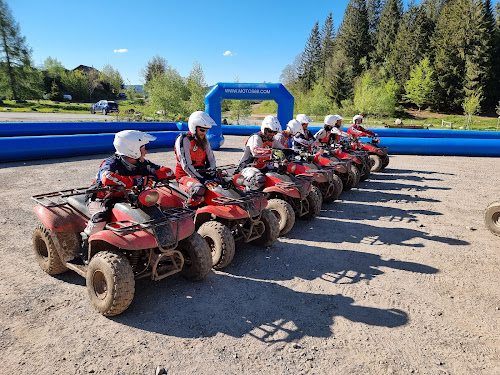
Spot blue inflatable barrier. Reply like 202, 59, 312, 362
0, 131, 181, 163
0, 122, 179, 137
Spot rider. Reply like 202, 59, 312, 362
314, 115, 337, 147
330, 114, 348, 145
349, 114, 378, 140
292, 113, 317, 152
274, 119, 302, 149
238, 115, 285, 191
174, 110, 218, 206
83, 130, 174, 261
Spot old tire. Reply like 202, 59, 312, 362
301, 187, 322, 221
484, 202, 500, 236
267, 198, 295, 236
178, 232, 212, 280
251, 209, 280, 247
369, 154, 382, 172
33, 224, 68, 275
198, 221, 235, 270
86, 250, 135, 316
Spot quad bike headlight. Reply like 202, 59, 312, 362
233, 174, 245, 187
139, 189, 159, 206
287, 163, 297, 173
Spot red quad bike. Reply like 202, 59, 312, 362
347, 127, 389, 172
331, 139, 372, 182
31, 183, 212, 317
282, 150, 343, 204
484, 201, 500, 236
256, 153, 322, 237
156, 165, 280, 270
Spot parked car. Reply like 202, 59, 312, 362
63, 94, 72, 101
118, 92, 127, 99
90, 100, 119, 115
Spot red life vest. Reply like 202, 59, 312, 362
319, 130, 331, 144
175, 132, 208, 179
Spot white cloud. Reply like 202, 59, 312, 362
223, 50, 233, 56
114, 49, 128, 53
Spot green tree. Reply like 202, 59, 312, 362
100, 64, 123, 97
187, 60, 206, 112
43, 57, 65, 81
319, 13, 335, 83
367, 0, 382, 55
142, 55, 167, 83
374, 0, 403, 65
463, 91, 482, 129
61, 70, 89, 101
229, 99, 252, 125
404, 57, 436, 111
299, 21, 321, 91
0, 0, 40, 99
389, 4, 433, 91
296, 83, 331, 117
145, 68, 189, 119
354, 70, 397, 117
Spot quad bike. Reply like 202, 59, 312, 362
31, 182, 212, 316
329, 139, 371, 182
281, 150, 343, 203
484, 201, 500, 236
156, 165, 279, 270
347, 127, 389, 172
254, 153, 322, 237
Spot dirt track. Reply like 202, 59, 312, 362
0, 135, 499, 375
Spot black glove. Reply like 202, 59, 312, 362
134, 175, 157, 187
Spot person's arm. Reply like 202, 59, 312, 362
248, 135, 273, 158
206, 141, 216, 169
99, 159, 138, 188
175, 135, 203, 179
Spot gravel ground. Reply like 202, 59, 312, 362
0, 134, 499, 375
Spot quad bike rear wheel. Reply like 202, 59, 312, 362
369, 154, 382, 172
266, 198, 295, 236
484, 202, 500, 236
324, 174, 343, 203
32, 224, 68, 275
360, 163, 371, 181
381, 155, 390, 169
178, 232, 212, 280
86, 250, 135, 316
198, 221, 235, 270
251, 208, 280, 247
300, 187, 322, 220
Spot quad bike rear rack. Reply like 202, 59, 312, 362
31, 187, 89, 207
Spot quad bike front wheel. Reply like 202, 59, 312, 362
178, 232, 212, 280
324, 174, 343, 203
86, 250, 135, 316
300, 186, 322, 221
344, 166, 360, 191
381, 155, 390, 169
266, 198, 295, 236
484, 202, 500, 236
369, 154, 383, 172
198, 221, 235, 270
251, 208, 280, 247
32, 224, 68, 275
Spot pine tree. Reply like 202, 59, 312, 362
319, 13, 335, 83
421, 0, 448, 23
375, 0, 403, 65
484, 0, 500, 108
367, 0, 382, 54
187, 60, 207, 112
389, 4, 433, 91
142, 55, 167, 83
298, 22, 321, 91
0, 0, 39, 100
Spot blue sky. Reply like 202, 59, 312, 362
9, 0, 414, 86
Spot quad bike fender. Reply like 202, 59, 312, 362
90, 229, 158, 250
34, 204, 87, 233
195, 204, 250, 221
156, 186, 185, 208
263, 185, 301, 199
302, 171, 327, 183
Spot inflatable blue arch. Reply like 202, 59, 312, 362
205, 82, 294, 149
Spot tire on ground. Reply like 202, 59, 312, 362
324, 174, 343, 203
301, 187, 322, 220
266, 198, 295, 237
197, 221, 235, 270
484, 202, 500, 236
86, 250, 135, 316
344, 166, 360, 191
32, 224, 68, 275
178, 232, 212, 280
251, 208, 280, 247
382, 155, 390, 169
369, 154, 382, 172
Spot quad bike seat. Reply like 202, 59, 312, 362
67, 195, 91, 218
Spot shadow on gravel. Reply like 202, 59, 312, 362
227, 243, 438, 284
368, 174, 444, 182
382, 168, 454, 176
340, 188, 440, 204
359, 180, 451, 192
114, 273, 408, 342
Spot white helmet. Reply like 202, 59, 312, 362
324, 115, 338, 126
296, 113, 312, 125
188, 111, 217, 134
334, 114, 344, 127
261, 115, 281, 133
286, 119, 302, 135
353, 114, 363, 124
114, 130, 156, 159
